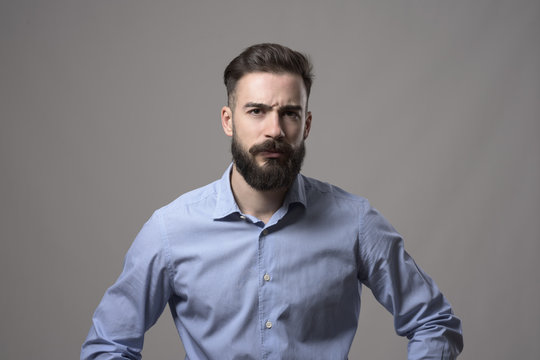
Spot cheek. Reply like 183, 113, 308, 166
235, 118, 264, 136
233, 121, 255, 139
233, 131, 258, 152
285, 124, 304, 143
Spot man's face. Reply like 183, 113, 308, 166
221, 72, 312, 191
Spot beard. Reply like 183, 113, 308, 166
231, 133, 306, 191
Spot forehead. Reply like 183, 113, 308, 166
234, 72, 307, 106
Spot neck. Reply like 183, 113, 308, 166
230, 164, 288, 224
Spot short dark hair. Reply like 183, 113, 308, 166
224, 43, 313, 107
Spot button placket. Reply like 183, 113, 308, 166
258, 226, 276, 356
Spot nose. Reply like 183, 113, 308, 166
265, 111, 284, 139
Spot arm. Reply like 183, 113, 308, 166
358, 204, 463, 359
81, 212, 173, 360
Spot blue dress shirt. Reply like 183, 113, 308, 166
81, 165, 463, 359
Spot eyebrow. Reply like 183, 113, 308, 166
243, 102, 303, 112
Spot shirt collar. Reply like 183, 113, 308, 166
212, 163, 307, 220
212, 163, 241, 220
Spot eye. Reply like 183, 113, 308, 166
284, 111, 300, 119
248, 108, 263, 115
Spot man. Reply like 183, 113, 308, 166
81, 43, 463, 359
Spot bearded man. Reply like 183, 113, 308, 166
82, 43, 463, 360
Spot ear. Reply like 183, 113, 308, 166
303, 111, 312, 140
221, 106, 233, 137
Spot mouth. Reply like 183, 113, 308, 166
259, 150, 284, 159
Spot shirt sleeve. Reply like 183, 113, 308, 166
81, 211, 173, 360
357, 203, 463, 360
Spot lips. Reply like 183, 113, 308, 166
259, 151, 284, 158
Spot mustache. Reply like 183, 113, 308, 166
249, 139, 294, 156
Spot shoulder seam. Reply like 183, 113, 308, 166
154, 209, 176, 291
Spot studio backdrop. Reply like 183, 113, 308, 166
1, 1, 539, 359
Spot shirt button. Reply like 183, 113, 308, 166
265, 321, 273, 329
263, 273, 271, 281
239, 215, 246, 220
262, 229, 268, 236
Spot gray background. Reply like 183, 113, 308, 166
1, 1, 539, 359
